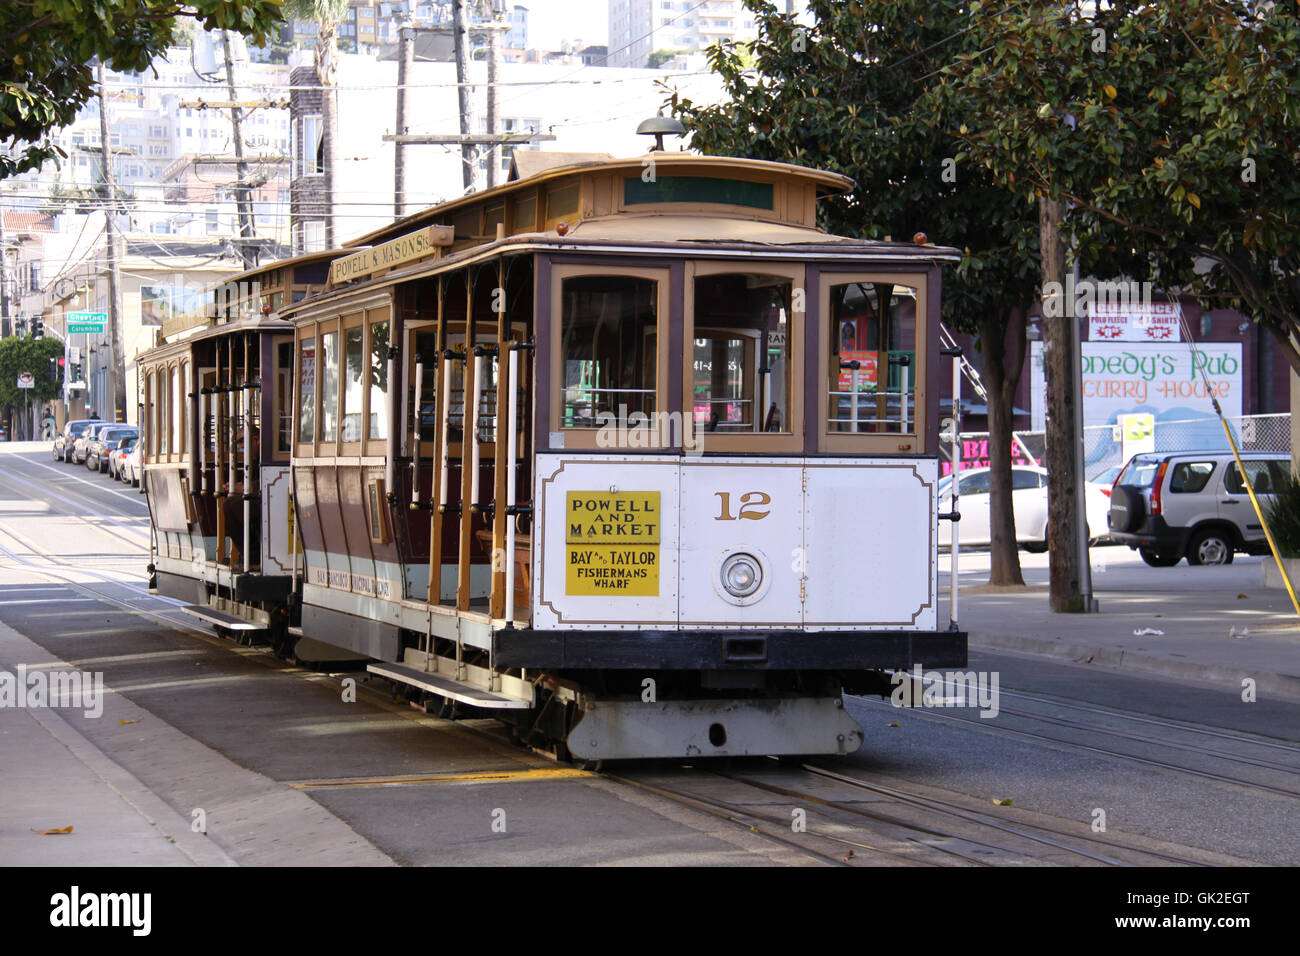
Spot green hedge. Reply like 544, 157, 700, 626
1267, 469, 1300, 559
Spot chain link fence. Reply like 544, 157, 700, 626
947, 413, 1292, 481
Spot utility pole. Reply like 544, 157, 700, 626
0, 201, 11, 338
222, 31, 258, 269
1040, 195, 1087, 612
451, 0, 475, 190
485, 3, 501, 189
394, 8, 415, 217
97, 60, 127, 423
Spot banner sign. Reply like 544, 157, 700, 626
1089, 301, 1182, 342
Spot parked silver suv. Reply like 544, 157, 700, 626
1108, 450, 1291, 566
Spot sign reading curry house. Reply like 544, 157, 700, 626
330, 224, 455, 284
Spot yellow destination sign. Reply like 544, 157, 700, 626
329, 224, 454, 285
565, 490, 660, 596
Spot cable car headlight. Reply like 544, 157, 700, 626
720, 553, 762, 599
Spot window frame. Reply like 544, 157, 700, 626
549, 263, 671, 451
682, 260, 805, 454
339, 310, 366, 455
363, 305, 393, 457
817, 269, 930, 455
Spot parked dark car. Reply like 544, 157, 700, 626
85, 425, 139, 472
53, 418, 103, 462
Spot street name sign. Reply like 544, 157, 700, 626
67, 312, 108, 334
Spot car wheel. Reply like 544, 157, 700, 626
1022, 540, 1048, 553
1188, 529, 1234, 566
1139, 548, 1181, 567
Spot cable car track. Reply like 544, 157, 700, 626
884, 702, 1300, 800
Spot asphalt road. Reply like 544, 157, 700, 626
1, 441, 1296, 866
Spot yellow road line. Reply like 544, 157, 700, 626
287, 767, 594, 790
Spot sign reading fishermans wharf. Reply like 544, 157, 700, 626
329, 224, 455, 285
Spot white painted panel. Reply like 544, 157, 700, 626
678, 459, 804, 627
261, 464, 293, 574
533, 454, 680, 630
803, 459, 937, 630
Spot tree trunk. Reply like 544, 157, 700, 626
981, 306, 1027, 587
1040, 195, 1085, 612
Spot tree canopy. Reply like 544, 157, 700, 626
0, 336, 64, 408
671, 0, 1042, 332
1, 0, 286, 178
939, 0, 1300, 371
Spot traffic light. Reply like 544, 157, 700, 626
70, 361, 81, 383
32, 318, 43, 339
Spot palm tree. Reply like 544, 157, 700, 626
286, 0, 348, 248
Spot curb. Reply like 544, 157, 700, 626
968, 629, 1300, 703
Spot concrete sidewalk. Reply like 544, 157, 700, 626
943, 549, 1300, 702
0, 620, 235, 867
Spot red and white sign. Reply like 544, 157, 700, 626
16, 372, 35, 389
1089, 302, 1182, 342
837, 350, 878, 391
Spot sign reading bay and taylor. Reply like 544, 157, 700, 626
329, 224, 454, 285
565, 491, 660, 596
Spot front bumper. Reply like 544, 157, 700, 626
495, 628, 967, 671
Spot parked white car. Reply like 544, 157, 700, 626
120, 442, 143, 489
939, 464, 1112, 550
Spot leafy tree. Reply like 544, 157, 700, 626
673, 0, 1042, 585
936, 0, 1300, 608
284, 0, 347, 247
0, 336, 64, 438
940, 0, 1300, 374
0, 1, 285, 178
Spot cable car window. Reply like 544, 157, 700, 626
276, 341, 294, 454
827, 281, 917, 434
175, 362, 186, 456
298, 336, 316, 444
159, 366, 171, 455
410, 330, 438, 442
369, 319, 389, 441
342, 325, 364, 442
693, 273, 793, 433
146, 371, 156, 457
560, 275, 657, 429
320, 331, 339, 442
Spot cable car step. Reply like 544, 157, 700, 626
180, 605, 265, 631
366, 662, 532, 710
